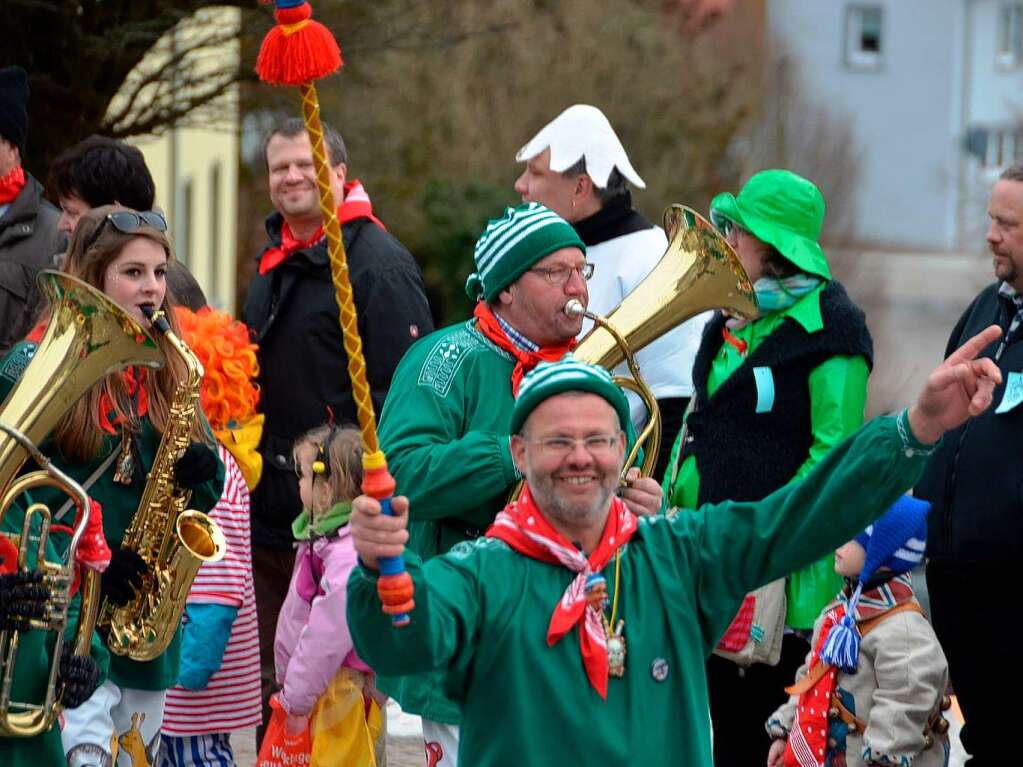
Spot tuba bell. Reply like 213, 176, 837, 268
568, 204, 758, 477
0, 271, 164, 737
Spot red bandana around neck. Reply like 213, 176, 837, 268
783, 608, 842, 767
472, 303, 576, 395
486, 486, 638, 699
0, 166, 26, 206
259, 180, 386, 275
98, 367, 151, 435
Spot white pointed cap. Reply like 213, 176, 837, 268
515, 104, 646, 189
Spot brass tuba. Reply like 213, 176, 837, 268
101, 307, 226, 662
568, 204, 758, 477
0, 271, 164, 737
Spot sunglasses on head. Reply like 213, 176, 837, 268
84, 210, 168, 251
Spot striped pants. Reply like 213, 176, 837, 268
157, 733, 235, 767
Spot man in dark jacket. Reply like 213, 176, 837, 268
915, 163, 1023, 766
243, 117, 433, 739
0, 66, 63, 354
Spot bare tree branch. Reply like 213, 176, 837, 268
103, 25, 241, 131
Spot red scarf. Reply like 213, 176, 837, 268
783, 609, 842, 767
486, 486, 638, 699
259, 180, 386, 274
472, 303, 576, 395
98, 368, 150, 435
26, 321, 149, 434
0, 166, 26, 205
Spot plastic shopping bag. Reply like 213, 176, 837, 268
257, 695, 312, 767
309, 669, 384, 767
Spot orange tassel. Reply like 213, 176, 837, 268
256, 1, 343, 85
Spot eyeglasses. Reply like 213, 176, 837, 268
531, 434, 619, 456
84, 210, 168, 250
720, 218, 750, 240
529, 263, 595, 285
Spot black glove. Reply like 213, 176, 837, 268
100, 548, 148, 606
56, 644, 102, 709
0, 571, 49, 631
174, 443, 219, 490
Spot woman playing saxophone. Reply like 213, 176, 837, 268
0, 205, 224, 767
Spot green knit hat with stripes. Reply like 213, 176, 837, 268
466, 202, 586, 302
511, 355, 630, 435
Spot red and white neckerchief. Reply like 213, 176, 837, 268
784, 607, 842, 767
472, 302, 576, 395
486, 486, 637, 699
0, 166, 25, 206
98, 367, 150, 435
258, 179, 386, 275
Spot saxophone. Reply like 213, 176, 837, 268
102, 307, 227, 661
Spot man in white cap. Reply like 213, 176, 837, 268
515, 104, 709, 477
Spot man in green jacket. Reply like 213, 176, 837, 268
349, 327, 1000, 767
376, 203, 661, 757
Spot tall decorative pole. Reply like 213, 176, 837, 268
255, 0, 414, 625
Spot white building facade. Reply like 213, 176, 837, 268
768, 0, 1023, 250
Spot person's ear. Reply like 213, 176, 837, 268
510, 434, 527, 475
333, 162, 348, 186
575, 173, 594, 203
498, 284, 516, 307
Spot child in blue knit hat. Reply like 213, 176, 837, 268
765, 496, 952, 767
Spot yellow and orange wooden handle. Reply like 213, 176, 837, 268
257, 0, 414, 625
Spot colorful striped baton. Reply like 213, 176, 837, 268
256, 0, 414, 625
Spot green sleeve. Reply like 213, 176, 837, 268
380, 362, 518, 525
661, 421, 689, 509
347, 548, 481, 688
793, 355, 870, 481
666, 413, 934, 651
785, 354, 869, 628
0, 341, 37, 401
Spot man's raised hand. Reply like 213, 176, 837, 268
908, 324, 1003, 444
351, 494, 410, 570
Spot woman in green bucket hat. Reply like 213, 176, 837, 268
661, 169, 873, 767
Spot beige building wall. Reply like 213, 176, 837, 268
131, 123, 239, 313
110, 7, 241, 313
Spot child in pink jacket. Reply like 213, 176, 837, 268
274, 425, 385, 766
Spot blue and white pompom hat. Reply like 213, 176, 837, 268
819, 495, 930, 672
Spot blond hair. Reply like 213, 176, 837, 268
293, 425, 363, 504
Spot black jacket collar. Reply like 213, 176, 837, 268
571, 192, 653, 247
